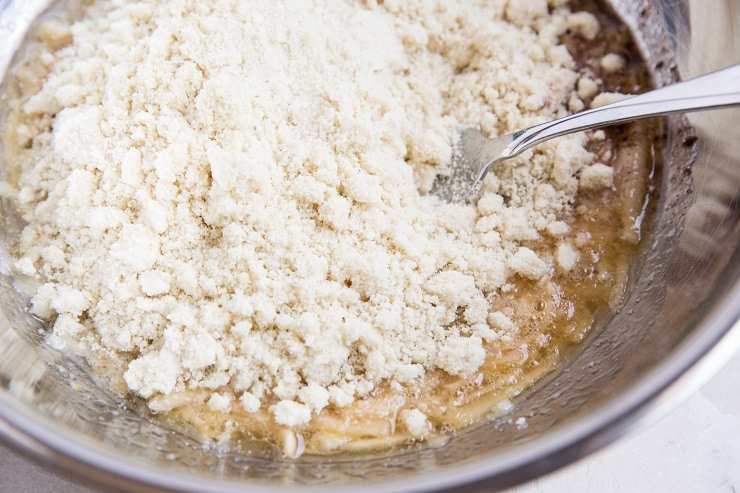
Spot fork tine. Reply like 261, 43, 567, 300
430, 128, 511, 204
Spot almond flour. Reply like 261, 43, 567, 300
1, 0, 644, 448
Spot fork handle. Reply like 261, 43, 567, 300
505, 63, 740, 159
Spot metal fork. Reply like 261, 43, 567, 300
431, 64, 740, 204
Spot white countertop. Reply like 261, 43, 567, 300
2, 350, 739, 492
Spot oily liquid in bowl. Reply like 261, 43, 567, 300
0, 0, 661, 459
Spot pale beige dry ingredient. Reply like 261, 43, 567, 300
2, 0, 622, 428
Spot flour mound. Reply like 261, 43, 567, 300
5, 0, 606, 425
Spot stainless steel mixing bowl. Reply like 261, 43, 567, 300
0, 0, 738, 491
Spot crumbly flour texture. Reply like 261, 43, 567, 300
3, 0, 616, 429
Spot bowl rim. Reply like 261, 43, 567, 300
1, 0, 739, 489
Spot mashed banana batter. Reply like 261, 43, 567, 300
0, 0, 656, 455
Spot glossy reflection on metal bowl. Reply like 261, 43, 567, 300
0, 0, 738, 491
